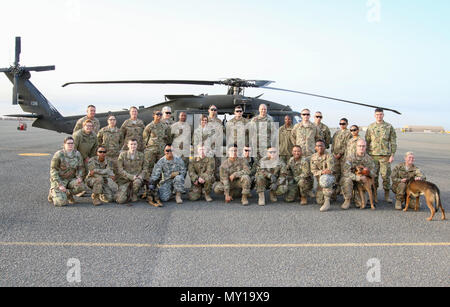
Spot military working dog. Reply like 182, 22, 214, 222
404, 179, 446, 221
355, 165, 377, 210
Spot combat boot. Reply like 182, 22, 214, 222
68, 193, 76, 205
131, 193, 138, 202
269, 191, 277, 203
320, 197, 331, 212
47, 190, 53, 203
384, 190, 392, 204
395, 200, 403, 210
204, 191, 213, 202
341, 198, 351, 210
300, 196, 308, 206
176, 192, 183, 204
241, 194, 249, 206
258, 192, 265, 206
92, 194, 102, 206
99, 195, 110, 203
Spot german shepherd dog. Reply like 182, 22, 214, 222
355, 166, 377, 210
404, 179, 446, 221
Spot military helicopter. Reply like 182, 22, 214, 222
1, 37, 401, 134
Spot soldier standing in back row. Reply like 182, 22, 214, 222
365, 108, 397, 204
331, 118, 352, 195
120, 107, 146, 152
73, 105, 101, 135
97, 115, 123, 175
291, 109, 323, 157
279, 115, 294, 164
73, 119, 98, 176
250, 104, 275, 159
314, 111, 331, 149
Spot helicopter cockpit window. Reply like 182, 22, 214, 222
294, 115, 301, 124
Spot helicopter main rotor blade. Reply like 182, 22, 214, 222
261, 86, 401, 115
23, 65, 56, 72
0, 67, 12, 73
15, 37, 21, 66
62, 80, 219, 87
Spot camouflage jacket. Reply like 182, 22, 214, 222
151, 156, 186, 184
226, 117, 249, 147
256, 157, 288, 185
250, 115, 275, 150
343, 153, 376, 181
279, 124, 294, 156
345, 136, 363, 159
332, 129, 352, 157
315, 122, 332, 149
73, 116, 100, 135
143, 121, 170, 150
219, 158, 250, 191
50, 150, 84, 186
189, 156, 215, 183
117, 151, 147, 181
170, 121, 192, 150
291, 121, 323, 157
286, 156, 311, 183
310, 152, 336, 178
97, 126, 123, 158
87, 156, 115, 178
391, 162, 426, 187
242, 157, 259, 178
73, 129, 98, 160
120, 119, 145, 151
365, 121, 397, 156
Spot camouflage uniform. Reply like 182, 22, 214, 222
49, 150, 86, 207
85, 156, 118, 202
73, 116, 100, 135
120, 119, 146, 152
214, 158, 251, 198
143, 121, 171, 179
162, 117, 175, 128
291, 121, 323, 157
345, 136, 363, 160
365, 121, 397, 190
188, 156, 215, 201
391, 162, 426, 202
151, 156, 186, 202
285, 156, 313, 202
73, 129, 98, 175
331, 129, 352, 186
207, 117, 224, 179
171, 121, 192, 166
116, 151, 147, 204
226, 117, 249, 149
97, 126, 123, 174
250, 115, 275, 159
310, 152, 336, 205
255, 157, 288, 196
279, 124, 294, 164
341, 153, 376, 204
315, 122, 332, 149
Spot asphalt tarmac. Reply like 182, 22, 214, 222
0, 121, 448, 287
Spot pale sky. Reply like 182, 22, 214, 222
0, 0, 449, 129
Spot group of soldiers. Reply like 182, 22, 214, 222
48, 104, 426, 212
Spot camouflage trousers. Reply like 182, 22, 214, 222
334, 158, 344, 190
314, 176, 335, 205
144, 147, 164, 180
285, 177, 313, 202
86, 175, 118, 202
340, 177, 365, 206
158, 175, 186, 202
214, 175, 251, 196
371, 155, 391, 190
49, 179, 86, 207
255, 175, 288, 196
391, 182, 407, 202
188, 175, 215, 201
116, 177, 143, 204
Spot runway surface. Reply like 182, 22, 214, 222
0, 121, 448, 287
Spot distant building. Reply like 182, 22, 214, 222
402, 125, 445, 133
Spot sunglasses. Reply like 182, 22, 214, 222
315, 116, 323, 118
156, 113, 163, 116
165, 149, 172, 153
165, 112, 172, 114
98, 150, 107, 154
340, 123, 348, 126
244, 149, 251, 152
210, 108, 217, 111
235, 110, 243, 113
350, 129, 358, 132
301, 114, 310, 116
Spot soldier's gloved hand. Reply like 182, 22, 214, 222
170, 172, 180, 179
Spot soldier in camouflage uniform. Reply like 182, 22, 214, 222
85, 146, 118, 206
391, 152, 426, 210
120, 107, 146, 152
143, 111, 171, 179
340, 139, 376, 210
97, 115, 123, 175
208, 105, 224, 180
73, 119, 98, 176
116, 139, 147, 204
226, 106, 249, 151
188, 146, 215, 202
345, 125, 363, 159
171, 112, 192, 167
162, 106, 175, 127
48, 137, 87, 207
279, 115, 294, 164
310, 141, 336, 212
255, 147, 288, 206
73, 105, 101, 135
365, 108, 397, 204
242, 146, 258, 188
150, 144, 186, 204
291, 109, 323, 157
250, 104, 275, 159
193, 115, 214, 152
331, 118, 352, 193
214, 145, 251, 205
314, 111, 332, 149
285, 146, 313, 205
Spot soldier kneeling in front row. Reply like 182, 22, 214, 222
188, 146, 215, 202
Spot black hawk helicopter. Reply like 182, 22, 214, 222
1, 37, 401, 134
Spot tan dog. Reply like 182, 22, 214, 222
355, 166, 377, 210
404, 179, 446, 221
